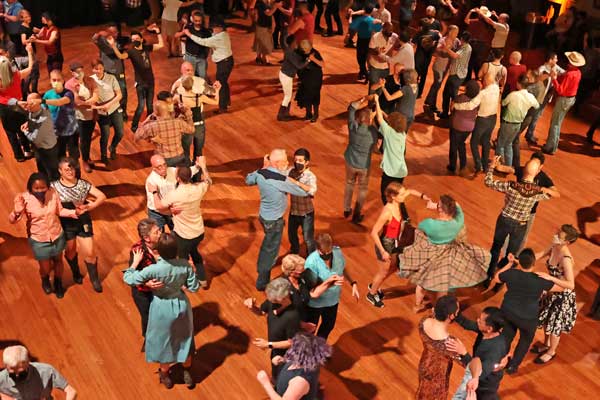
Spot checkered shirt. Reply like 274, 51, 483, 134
290, 168, 317, 216
485, 170, 550, 222
135, 108, 195, 159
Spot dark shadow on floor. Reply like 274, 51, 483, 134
208, 157, 264, 174
576, 202, 600, 246
322, 72, 363, 86
558, 133, 600, 157
0, 232, 30, 265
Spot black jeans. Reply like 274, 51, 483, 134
380, 172, 404, 205
35, 144, 60, 181
131, 287, 153, 337
174, 231, 206, 281
471, 115, 496, 172
98, 110, 125, 158
78, 120, 96, 162
256, 216, 285, 291
356, 38, 370, 79
442, 74, 462, 116
325, 0, 342, 33
448, 128, 470, 171
489, 215, 528, 279
288, 212, 315, 255
502, 309, 538, 370
308, 0, 324, 28
415, 51, 433, 97
307, 303, 339, 339
0, 104, 30, 159
132, 83, 154, 130
216, 56, 234, 111
114, 73, 128, 115
57, 134, 80, 161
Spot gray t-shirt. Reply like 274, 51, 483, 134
0, 362, 68, 400
91, 73, 120, 115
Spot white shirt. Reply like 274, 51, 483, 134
171, 75, 206, 95
478, 83, 500, 117
501, 89, 539, 123
146, 166, 199, 211
369, 32, 398, 69
538, 63, 566, 99
491, 22, 509, 48
189, 31, 232, 63
372, 8, 391, 24
387, 42, 414, 70
161, 0, 181, 21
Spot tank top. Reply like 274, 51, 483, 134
385, 216, 401, 239
275, 363, 319, 400
484, 62, 505, 85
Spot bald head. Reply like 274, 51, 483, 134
180, 61, 194, 77
269, 149, 289, 172
150, 154, 167, 177
523, 158, 541, 180
498, 13, 509, 23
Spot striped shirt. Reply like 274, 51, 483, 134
448, 43, 472, 79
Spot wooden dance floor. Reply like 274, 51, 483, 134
0, 19, 599, 400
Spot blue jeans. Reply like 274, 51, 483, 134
452, 368, 473, 400
147, 208, 174, 232
182, 122, 206, 160
525, 101, 546, 141
495, 121, 521, 167
132, 82, 155, 130
256, 216, 284, 290
543, 96, 576, 153
470, 115, 496, 171
184, 53, 208, 78
288, 212, 315, 255
98, 110, 124, 158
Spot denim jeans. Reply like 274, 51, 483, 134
424, 69, 445, 110
442, 74, 463, 116
544, 96, 576, 153
288, 212, 315, 255
344, 162, 369, 214
184, 53, 208, 78
525, 101, 546, 141
98, 110, 124, 158
182, 122, 206, 160
256, 216, 285, 290
448, 128, 470, 171
78, 120, 96, 162
216, 56, 234, 111
415, 51, 433, 98
501, 214, 536, 256
147, 208, 174, 232
452, 368, 473, 400
174, 231, 206, 281
488, 214, 528, 278
495, 121, 521, 167
115, 74, 128, 115
368, 66, 389, 94
132, 83, 155, 130
165, 153, 188, 168
471, 115, 496, 171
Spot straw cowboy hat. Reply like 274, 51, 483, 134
565, 51, 586, 67
478, 6, 492, 18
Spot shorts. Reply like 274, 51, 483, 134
60, 213, 94, 240
375, 236, 398, 261
29, 232, 66, 261
162, 19, 179, 36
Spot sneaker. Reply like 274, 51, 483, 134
366, 292, 384, 308
368, 283, 384, 300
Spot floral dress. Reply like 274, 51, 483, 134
538, 256, 577, 336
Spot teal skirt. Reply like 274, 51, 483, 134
28, 232, 66, 261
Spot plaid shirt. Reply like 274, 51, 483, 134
485, 170, 550, 222
289, 168, 317, 216
129, 240, 157, 292
135, 108, 195, 159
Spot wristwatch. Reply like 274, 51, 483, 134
268, 342, 273, 349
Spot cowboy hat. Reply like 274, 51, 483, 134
479, 6, 492, 18
564, 51, 586, 67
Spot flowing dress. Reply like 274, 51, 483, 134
538, 256, 577, 335
123, 258, 199, 363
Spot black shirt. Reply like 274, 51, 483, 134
456, 315, 507, 393
184, 25, 211, 59
127, 44, 155, 85
256, 1, 273, 28
516, 168, 554, 214
17, 24, 35, 56
95, 36, 125, 76
499, 269, 554, 320
260, 300, 301, 356
285, 271, 317, 321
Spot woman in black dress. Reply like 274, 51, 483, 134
295, 39, 324, 123
371, 62, 402, 115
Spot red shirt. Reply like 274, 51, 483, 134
552, 65, 581, 97
37, 25, 62, 56
294, 13, 314, 44
0, 71, 22, 105
505, 64, 527, 94
129, 240, 157, 292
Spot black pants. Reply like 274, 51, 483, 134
78, 120, 96, 162
415, 51, 433, 98
307, 303, 338, 339
216, 56, 234, 111
502, 309, 537, 370
590, 284, 600, 320
273, 13, 288, 49
174, 231, 206, 281
0, 104, 30, 160
131, 287, 153, 337
356, 37, 370, 79
467, 40, 489, 81
132, 83, 154, 130
46, 53, 64, 76
325, 0, 342, 34
587, 114, 600, 142
288, 211, 315, 255
57, 133, 80, 161
442, 74, 463, 116
448, 128, 470, 171
380, 172, 404, 205
489, 215, 528, 279
308, 0, 324, 28
35, 144, 60, 181
21, 61, 39, 99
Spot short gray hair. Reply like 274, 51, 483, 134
281, 254, 305, 275
265, 278, 291, 303
269, 149, 287, 163
2, 345, 29, 368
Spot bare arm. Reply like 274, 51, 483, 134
84, 185, 107, 212
110, 41, 129, 59
371, 207, 392, 258
64, 385, 77, 400
374, 94, 384, 125
287, 19, 304, 35
153, 33, 165, 51
34, 30, 59, 45
18, 44, 35, 79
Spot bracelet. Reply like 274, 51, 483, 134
351, 280, 357, 286
268, 342, 273, 349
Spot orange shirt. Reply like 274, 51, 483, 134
14, 190, 77, 242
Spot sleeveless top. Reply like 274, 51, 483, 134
384, 216, 401, 239
484, 62, 505, 85
546, 255, 573, 290
275, 362, 320, 400
294, 13, 315, 43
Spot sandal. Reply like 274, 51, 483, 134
534, 352, 556, 364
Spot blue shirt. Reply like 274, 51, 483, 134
350, 15, 381, 39
305, 247, 345, 308
344, 104, 378, 170
245, 167, 308, 220
4, 1, 24, 35
42, 89, 78, 136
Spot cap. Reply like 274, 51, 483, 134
69, 62, 84, 71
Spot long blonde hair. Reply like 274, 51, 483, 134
0, 56, 15, 90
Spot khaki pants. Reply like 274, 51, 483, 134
344, 162, 369, 215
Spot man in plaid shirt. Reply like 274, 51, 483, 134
134, 91, 195, 166
484, 155, 560, 282
288, 148, 318, 255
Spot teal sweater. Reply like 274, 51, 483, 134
418, 205, 464, 244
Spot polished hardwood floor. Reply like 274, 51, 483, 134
0, 16, 599, 400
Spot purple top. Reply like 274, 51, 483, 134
451, 94, 479, 132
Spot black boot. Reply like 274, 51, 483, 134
54, 277, 65, 299
86, 259, 103, 293
41, 276, 53, 294
66, 254, 83, 284
277, 105, 287, 121
304, 104, 313, 120
311, 105, 319, 123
